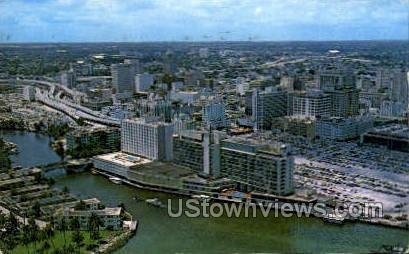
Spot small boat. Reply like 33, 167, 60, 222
145, 198, 165, 208
109, 177, 122, 184
91, 169, 98, 175
323, 214, 345, 224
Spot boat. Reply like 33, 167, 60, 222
323, 214, 345, 224
91, 169, 98, 175
191, 194, 211, 202
109, 177, 122, 184
145, 198, 165, 208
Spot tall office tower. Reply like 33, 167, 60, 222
391, 69, 409, 108
326, 88, 359, 117
124, 59, 142, 75
70, 62, 93, 76
290, 91, 331, 118
202, 101, 228, 129
121, 118, 173, 161
220, 137, 294, 195
376, 68, 393, 90
135, 73, 154, 92
60, 70, 76, 89
318, 70, 355, 92
111, 63, 134, 94
252, 87, 288, 130
173, 130, 226, 176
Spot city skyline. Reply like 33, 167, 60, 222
0, 0, 408, 43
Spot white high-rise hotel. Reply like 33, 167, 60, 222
121, 119, 173, 161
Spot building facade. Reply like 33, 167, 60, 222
121, 118, 173, 161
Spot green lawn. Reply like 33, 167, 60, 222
12, 230, 117, 254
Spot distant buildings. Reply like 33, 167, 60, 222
318, 70, 355, 92
170, 91, 200, 104
290, 91, 331, 118
316, 116, 373, 140
121, 118, 173, 161
220, 137, 294, 195
202, 101, 228, 129
135, 73, 154, 92
361, 124, 409, 152
252, 87, 287, 130
60, 70, 76, 88
111, 63, 135, 94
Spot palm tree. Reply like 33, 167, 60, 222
88, 213, 102, 240
60, 217, 68, 248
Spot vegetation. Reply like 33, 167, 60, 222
0, 138, 11, 170
47, 123, 71, 139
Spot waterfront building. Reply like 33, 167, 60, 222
252, 87, 287, 130
92, 152, 151, 176
290, 91, 331, 118
111, 63, 135, 94
121, 118, 173, 161
220, 136, 294, 195
66, 127, 120, 153
202, 101, 228, 129
61, 198, 123, 230
173, 130, 226, 176
315, 116, 373, 140
23, 86, 36, 101
135, 73, 154, 92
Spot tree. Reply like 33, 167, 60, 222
88, 213, 102, 240
31, 201, 42, 217
62, 186, 69, 194
71, 229, 84, 253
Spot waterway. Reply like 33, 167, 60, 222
1, 130, 408, 253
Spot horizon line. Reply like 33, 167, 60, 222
0, 38, 408, 45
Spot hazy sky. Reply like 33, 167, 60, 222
0, 0, 408, 42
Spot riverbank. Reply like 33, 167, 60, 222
3, 130, 409, 253
93, 168, 409, 231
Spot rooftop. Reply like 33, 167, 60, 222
93, 152, 151, 167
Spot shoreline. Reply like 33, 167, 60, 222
92, 168, 409, 231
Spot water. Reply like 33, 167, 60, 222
2, 131, 408, 253
0, 130, 61, 167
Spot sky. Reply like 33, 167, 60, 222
0, 0, 408, 42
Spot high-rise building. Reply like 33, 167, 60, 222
124, 58, 141, 75
135, 73, 154, 92
290, 91, 331, 118
252, 87, 288, 130
173, 130, 226, 176
318, 70, 355, 92
121, 118, 173, 161
202, 101, 228, 129
111, 63, 134, 94
326, 88, 359, 117
220, 137, 294, 195
60, 70, 76, 89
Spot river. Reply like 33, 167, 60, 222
1, 130, 408, 253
